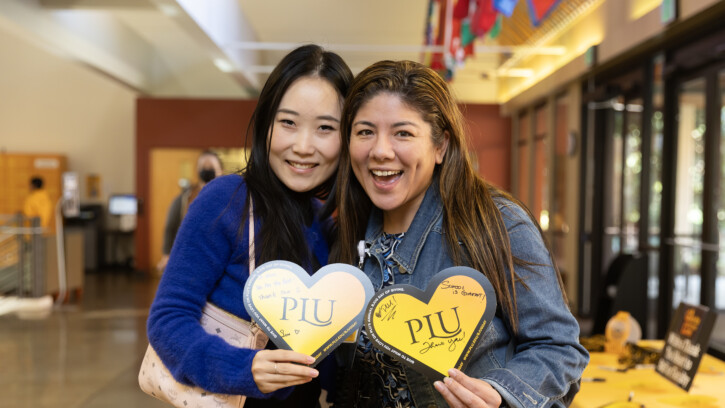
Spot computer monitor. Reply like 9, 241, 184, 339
108, 194, 138, 215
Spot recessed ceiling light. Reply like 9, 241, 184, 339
214, 58, 234, 73
158, 4, 180, 17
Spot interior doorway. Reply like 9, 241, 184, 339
149, 148, 248, 275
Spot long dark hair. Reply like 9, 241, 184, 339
332, 60, 564, 331
242, 44, 353, 267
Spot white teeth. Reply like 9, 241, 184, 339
289, 162, 315, 169
371, 170, 401, 177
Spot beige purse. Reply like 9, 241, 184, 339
139, 199, 267, 407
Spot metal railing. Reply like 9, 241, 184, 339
0, 214, 46, 297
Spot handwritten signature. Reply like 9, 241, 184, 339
448, 330, 465, 351
375, 297, 398, 321
419, 340, 445, 354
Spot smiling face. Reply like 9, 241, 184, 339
268, 76, 343, 193
350, 92, 448, 233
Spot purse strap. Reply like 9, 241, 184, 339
248, 195, 255, 272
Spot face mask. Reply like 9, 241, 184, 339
198, 168, 217, 183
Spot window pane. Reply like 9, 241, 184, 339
712, 69, 725, 359
673, 77, 706, 307
603, 105, 623, 270
622, 98, 643, 253
716, 69, 725, 312
650, 56, 665, 246
648, 55, 665, 336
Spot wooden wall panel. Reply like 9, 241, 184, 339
0, 153, 67, 233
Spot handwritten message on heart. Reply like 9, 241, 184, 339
365, 267, 496, 379
243, 261, 374, 366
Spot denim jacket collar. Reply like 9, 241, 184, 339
363, 179, 443, 275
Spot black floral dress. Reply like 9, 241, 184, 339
355, 232, 415, 408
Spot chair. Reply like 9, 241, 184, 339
591, 253, 648, 335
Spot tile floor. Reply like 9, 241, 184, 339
2, 270, 724, 408
1, 271, 168, 408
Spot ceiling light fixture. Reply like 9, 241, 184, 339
157, 4, 180, 18
213, 58, 234, 73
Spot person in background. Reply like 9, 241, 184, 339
156, 150, 224, 272
23, 176, 53, 231
147, 44, 353, 407
330, 60, 588, 407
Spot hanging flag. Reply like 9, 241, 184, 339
526, 0, 562, 26
461, 19, 476, 47
453, 0, 471, 19
449, 18, 475, 68
488, 14, 502, 39
422, 0, 437, 66
493, 0, 518, 17
472, 0, 498, 37
430, 0, 448, 72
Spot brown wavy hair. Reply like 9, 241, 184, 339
330, 60, 565, 331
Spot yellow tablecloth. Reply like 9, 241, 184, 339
572, 341, 725, 407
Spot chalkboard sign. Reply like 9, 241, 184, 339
655, 302, 716, 391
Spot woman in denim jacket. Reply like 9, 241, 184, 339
329, 60, 589, 408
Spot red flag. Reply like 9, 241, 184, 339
526, 0, 561, 26
472, 0, 497, 37
431, 0, 448, 72
453, 0, 471, 19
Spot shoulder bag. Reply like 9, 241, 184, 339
139, 198, 267, 407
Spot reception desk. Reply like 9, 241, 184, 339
572, 341, 725, 407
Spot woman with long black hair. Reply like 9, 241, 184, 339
147, 44, 353, 407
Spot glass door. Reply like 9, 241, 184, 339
662, 64, 725, 349
712, 69, 725, 354
717, 69, 725, 313
580, 67, 656, 335
601, 95, 645, 273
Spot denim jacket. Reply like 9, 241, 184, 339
355, 182, 589, 408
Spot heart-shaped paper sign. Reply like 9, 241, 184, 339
243, 261, 374, 366
365, 266, 496, 379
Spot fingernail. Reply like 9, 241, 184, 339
443, 377, 452, 385
448, 368, 459, 377
309, 369, 319, 377
307, 356, 315, 364
433, 381, 444, 391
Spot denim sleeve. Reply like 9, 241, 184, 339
482, 202, 589, 408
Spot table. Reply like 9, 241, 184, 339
572, 341, 725, 407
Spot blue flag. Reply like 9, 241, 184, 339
494, 0, 518, 17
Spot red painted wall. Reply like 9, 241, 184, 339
135, 99, 510, 273
135, 98, 257, 274
461, 104, 511, 190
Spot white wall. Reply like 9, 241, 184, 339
0, 24, 137, 205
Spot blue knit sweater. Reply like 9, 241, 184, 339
147, 174, 330, 399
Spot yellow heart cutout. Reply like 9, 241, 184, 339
244, 261, 374, 365
365, 267, 496, 379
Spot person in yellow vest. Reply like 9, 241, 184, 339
23, 176, 53, 231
